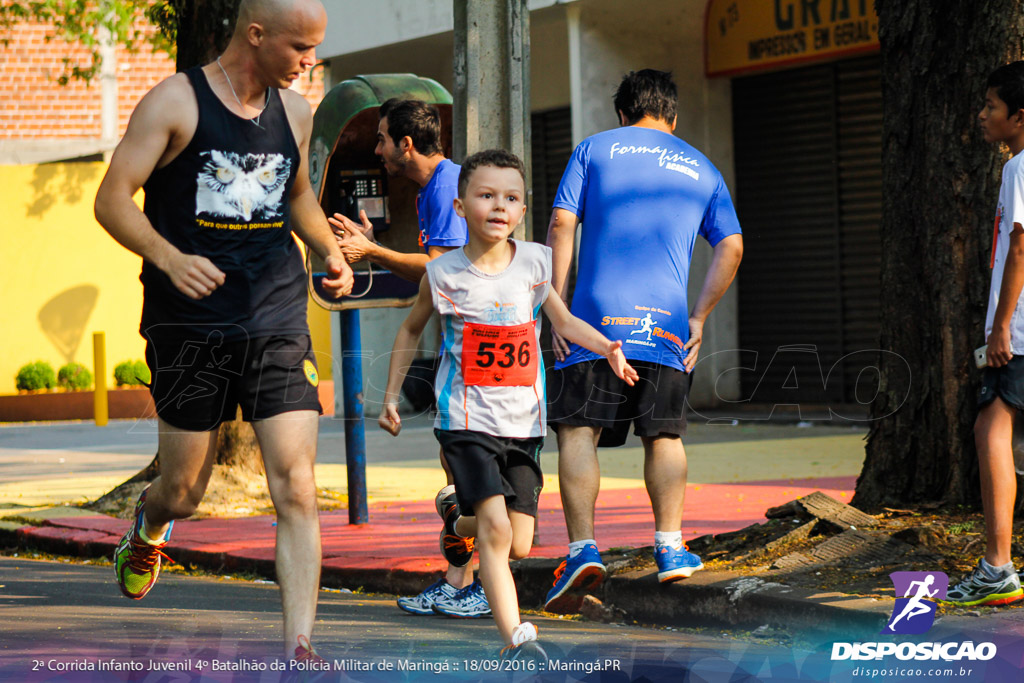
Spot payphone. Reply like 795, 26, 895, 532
306, 73, 454, 310
306, 74, 454, 524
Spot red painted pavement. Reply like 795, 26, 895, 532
24, 476, 856, 573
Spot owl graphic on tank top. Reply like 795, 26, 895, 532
195, 150, 292, 222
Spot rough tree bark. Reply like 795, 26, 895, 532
171, 0, 239, 72
853, 1, 1024, 508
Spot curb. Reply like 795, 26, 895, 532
3, 521, 890, 638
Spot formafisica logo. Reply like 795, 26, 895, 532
830, 570, 997, 662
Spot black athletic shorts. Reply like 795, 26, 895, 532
434, 429, 544, 517
979, 355, 1024, 411
145, 332, 322, 432
547, 359, 689, 447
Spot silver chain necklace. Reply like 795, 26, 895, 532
216, 57, 269, 128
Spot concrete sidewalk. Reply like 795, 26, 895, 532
0, 414, 903, 637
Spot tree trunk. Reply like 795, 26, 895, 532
853, 1, 1024, 508
173, 0, 239, 72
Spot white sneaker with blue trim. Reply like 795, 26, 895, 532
431, 579, 492, 618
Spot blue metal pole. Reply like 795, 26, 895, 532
340, 309, 368, 525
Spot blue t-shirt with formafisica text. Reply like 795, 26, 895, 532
552, 126, 741, 371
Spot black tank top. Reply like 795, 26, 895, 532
140, 66, 307, 342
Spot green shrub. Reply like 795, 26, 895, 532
15, 361, 57, 391
114, 360, 150, 386
57, 362, 93, 391
133, 360, 151, 385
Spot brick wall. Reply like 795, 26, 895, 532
2, 20, 326, 143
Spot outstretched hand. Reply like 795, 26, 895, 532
328, 210, 377, 264
605, 340, 638, 386
378, 401, 402, 436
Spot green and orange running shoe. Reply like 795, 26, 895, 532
113, 485, 173, 600
945, 561, 1023, 607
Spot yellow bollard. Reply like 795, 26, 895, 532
93, 331, 108, 426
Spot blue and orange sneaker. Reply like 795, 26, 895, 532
113, 485, 173, 600
543, 543, 606, 614
656, 542, 703, 583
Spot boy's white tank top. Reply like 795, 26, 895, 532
426, 240, 551, 438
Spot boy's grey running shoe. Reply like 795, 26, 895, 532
396, 578, 458, 615
431, 578, 491, 618
945, 562, 1023, 606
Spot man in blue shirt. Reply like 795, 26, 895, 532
328, 99, 486, 619
543, 70, 744, 614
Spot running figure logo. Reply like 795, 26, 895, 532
629, 313, 657, 341
883, 571, 948, 635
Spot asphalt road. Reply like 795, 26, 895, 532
0, 557, 840, 683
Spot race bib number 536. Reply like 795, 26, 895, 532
462, 320, 538, 386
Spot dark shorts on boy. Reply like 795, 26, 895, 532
145, 332, 322, 432
433, 429, 544, 517
547, 359, 689, 448
978, 355, 1024, 411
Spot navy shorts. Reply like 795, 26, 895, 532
145, 332, 322, 432
547, 359, 689, 447
979, 355, 1024, 411
434, 429, 544, 517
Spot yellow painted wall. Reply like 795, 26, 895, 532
0, 162, 332, 395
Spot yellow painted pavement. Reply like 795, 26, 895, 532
0, 433, 866, 508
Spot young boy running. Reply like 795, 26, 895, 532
377, 149, 637, 657
948, 61, 1024, 606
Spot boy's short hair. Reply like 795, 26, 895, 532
613, 69, 677, 125
378, 98, 443, 156
988, 62, 1024, 120
458, 149, 526, 197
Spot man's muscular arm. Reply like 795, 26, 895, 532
94, 75, 225, 300
283, 91, 354, 298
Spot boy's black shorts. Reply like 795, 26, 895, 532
434, 429, 544, 517
145, 333, 322, 432
547, 359, 689, 448
979, 355, 1024, 411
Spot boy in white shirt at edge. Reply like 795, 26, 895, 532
377, 148, 638, 658
948, 61, 1024, 606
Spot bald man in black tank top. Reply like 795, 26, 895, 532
95, 0, 351, 660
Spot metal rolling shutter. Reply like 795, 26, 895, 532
836, 56, 882, 403
530, 107, 573, 245
530, 107, 573, 365
733, 55, 881, 405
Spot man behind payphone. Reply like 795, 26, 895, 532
328, 98, 487, 618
